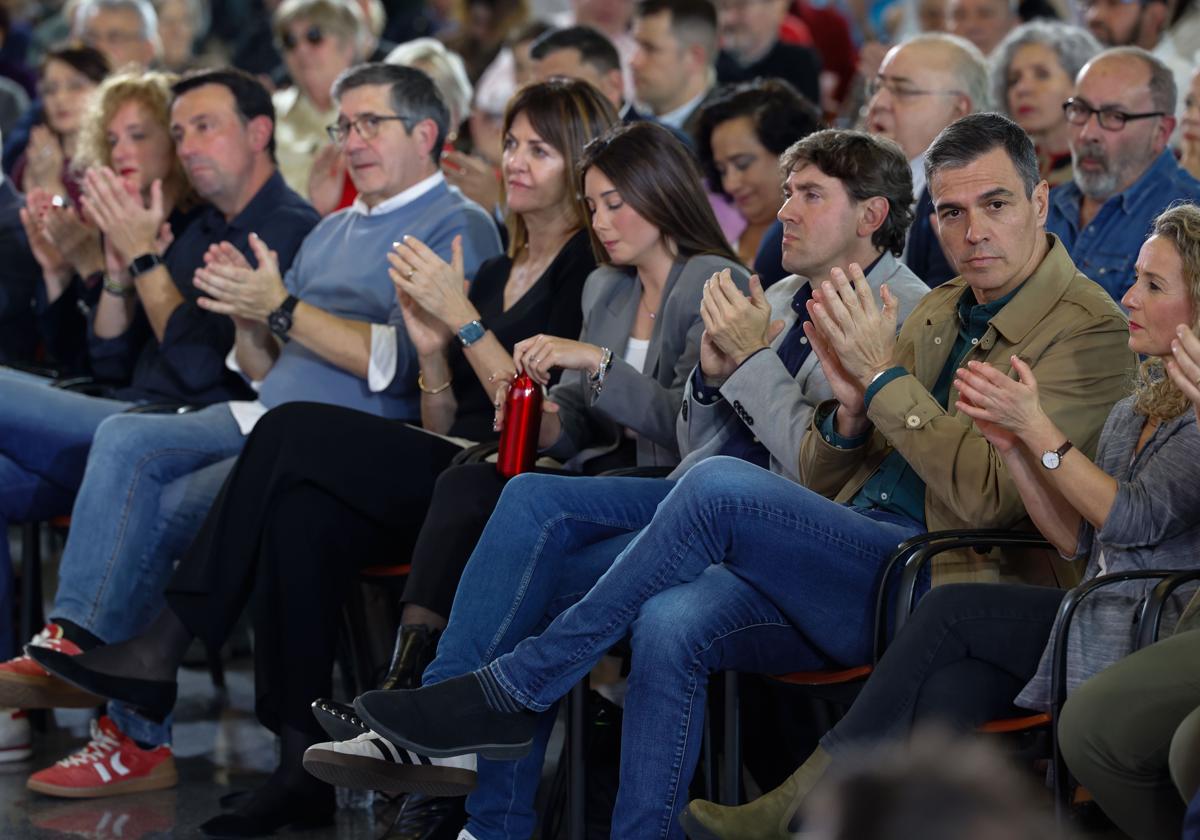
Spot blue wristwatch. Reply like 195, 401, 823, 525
456, 319, 486, 347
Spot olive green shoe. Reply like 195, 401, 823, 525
677, 747, 832, 839
678, 788, 798, 840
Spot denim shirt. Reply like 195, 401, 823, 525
1046, 149, 1200, 305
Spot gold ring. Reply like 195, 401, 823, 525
407, 268, 415, 279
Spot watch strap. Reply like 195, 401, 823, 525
457, 319, 486, 347
127, 252, 163, 278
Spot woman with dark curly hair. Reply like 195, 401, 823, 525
696, 78, 823, 269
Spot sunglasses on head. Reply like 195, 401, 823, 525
282, 24, 325, 51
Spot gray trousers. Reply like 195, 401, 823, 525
1058, 628, 1200, 840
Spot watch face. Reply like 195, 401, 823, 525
1041, 451, 1061, 470
268, 309, 293, 338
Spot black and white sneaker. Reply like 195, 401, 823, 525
311, 698, 368, 742
302, 731, 477, 797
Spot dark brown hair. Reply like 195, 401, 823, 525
578, 121, 741, 267
780, 128, 915, 257
503, 78, 619, 257
40, 44, 111, 85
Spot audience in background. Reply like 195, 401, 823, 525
1046, 47, 1200, 304
76, 0, 160, 70
14, 45, 108, 202
715, 0, 819, 105
946, 0, 1016, 55
695, 78, 821, 268
529, 24, 624, 107
151, 0, 207, 72
270, 0, 365, 195
989, 21, 1099, 186
1183, 66, 1200, 179
867, 32, 988, 287
0, 141, 44, 367
627, 0, 718, 140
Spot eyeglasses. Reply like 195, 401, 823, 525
326, 113, 411, 144
1062, 97, 1165, 131
866, 75, 963, 101
282, 24, 325, 51
83, 27, 142, 46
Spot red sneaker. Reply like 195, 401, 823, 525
27, 717, 177, 799
0, 623, 103, 708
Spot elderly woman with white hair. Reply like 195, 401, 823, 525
272, 0, 365, 196
989, 20, 1100, 187
386, 37, 473, 141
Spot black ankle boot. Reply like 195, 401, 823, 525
311, 625, 442, 741
379, 625, 442, 691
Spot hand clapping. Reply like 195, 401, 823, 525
194, 233, 289, 322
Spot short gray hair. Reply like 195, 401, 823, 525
75, 0, 158, 40
1086, 46, 1177, 115
925, 112, 1040, 197
905, 32, 991, 113
989, 21, 1100, 118
386, 38, 473, 128
332, 62, 450, 161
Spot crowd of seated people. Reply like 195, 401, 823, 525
2, 0, 1200, 837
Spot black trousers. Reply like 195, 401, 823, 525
402, 462, 511, 617
401, 441, 638, 618
822, 582, 1065, 754
165, 402, 465, 735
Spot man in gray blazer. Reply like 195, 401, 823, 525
675, 129, 931, 481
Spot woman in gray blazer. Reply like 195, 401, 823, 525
331, 121, 752, 718
681, 204, 1200, 840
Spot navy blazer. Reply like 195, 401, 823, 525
905, 186, 956, 288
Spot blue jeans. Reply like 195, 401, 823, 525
0, 368, 133, 659
425, 457, 923, 839
48, 404, 245, 745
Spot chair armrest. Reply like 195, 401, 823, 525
52, 376, 108, 396
5, 361, 61, 379
596, 465, 674, 479
122, 403, 196, 415
873, 530, 1053, 661
1049, 569, 1195, 712
451, 441, 499, 466
1138, 569, 1200, 649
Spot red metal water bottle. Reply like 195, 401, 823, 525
497, 372, 543, 478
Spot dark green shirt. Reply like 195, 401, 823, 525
821, 282, 1024, 525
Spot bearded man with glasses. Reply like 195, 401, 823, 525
1046, 46, 1200, 304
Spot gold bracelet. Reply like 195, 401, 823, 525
418, 371, 452, 394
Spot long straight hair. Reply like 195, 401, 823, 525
578, 122, 741, 268
503, 78, 619, 258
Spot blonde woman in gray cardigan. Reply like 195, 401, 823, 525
680, 203, 1200, 840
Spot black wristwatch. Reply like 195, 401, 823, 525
127, 252, 163, 278
268, 294, 299, 342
